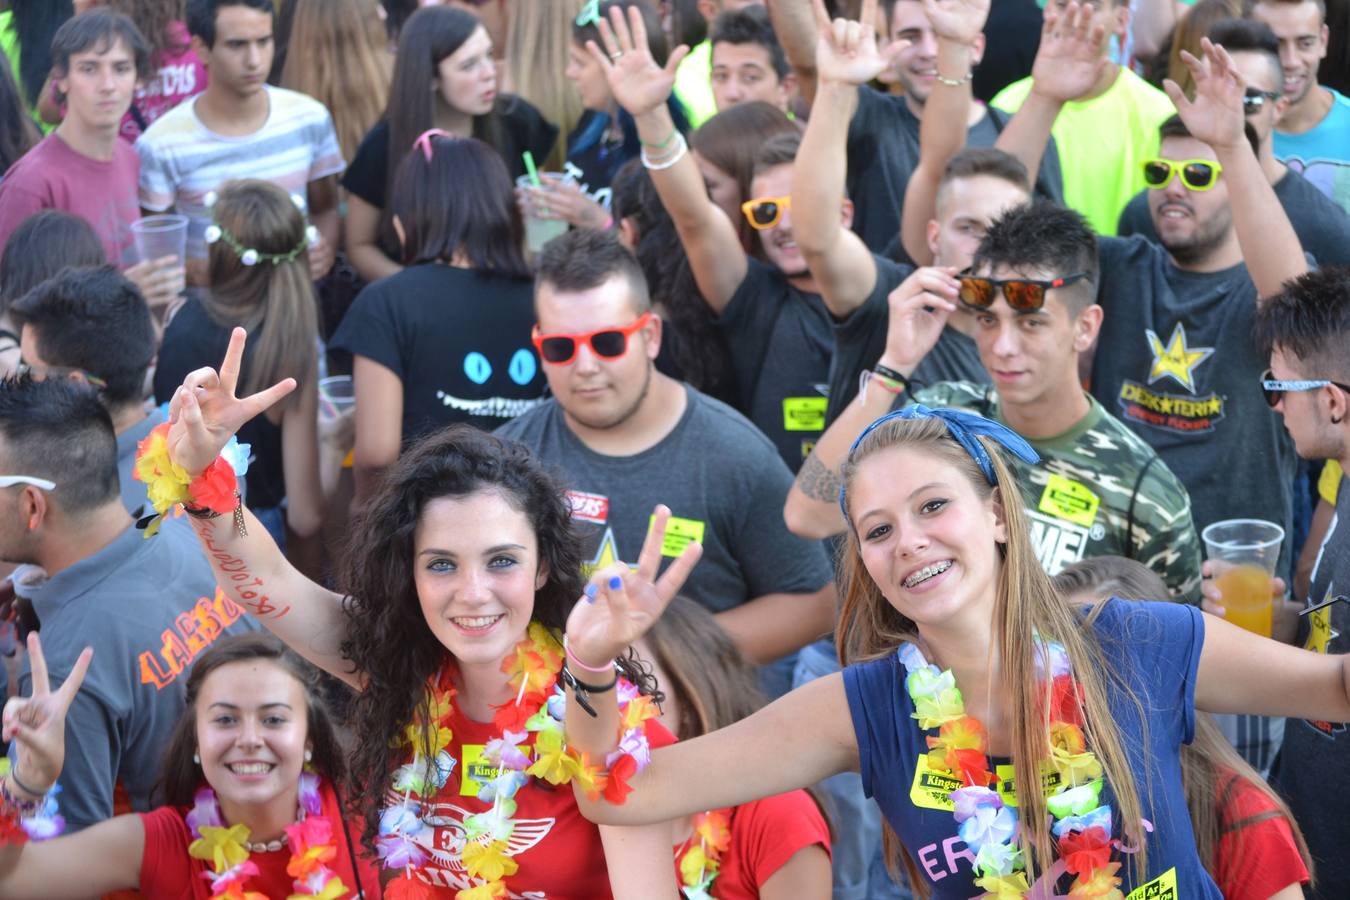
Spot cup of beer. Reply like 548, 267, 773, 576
1201, 518, 1285, 637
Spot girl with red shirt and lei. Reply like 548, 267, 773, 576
152, 329, 686, 899
0, 632, 380, 898
636, 597, 832, 900
560, 399, 1350, 900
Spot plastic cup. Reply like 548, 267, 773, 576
1201, 519, 1285, 637
516, 173, 570, 255
132, 214, 188, 264
318, 375, 355, 421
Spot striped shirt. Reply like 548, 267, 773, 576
134, 85, 344, 259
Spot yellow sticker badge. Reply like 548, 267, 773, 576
909, 756, 964, 811
1125, 867, 1177, 900
782, 397, 827, 433
649, 514, 706, 558
1039, 474, 1100, 528
460, 744, 500, 797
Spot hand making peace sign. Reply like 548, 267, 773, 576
165, 328, 298, 477
1, 634, 93, 799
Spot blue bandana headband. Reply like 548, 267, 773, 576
837, 405, 1041, 518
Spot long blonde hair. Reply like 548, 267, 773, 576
280, 0, 392, 161
504, 0, 585, 170
835, 416, 1149, 894
204, 180, 318, 410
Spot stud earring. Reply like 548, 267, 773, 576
304, 749, 312, 763
193, 752, 200, 765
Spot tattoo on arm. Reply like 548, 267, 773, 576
796, 454, 843, 503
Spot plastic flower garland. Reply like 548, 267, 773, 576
379, 622, 659, 900
202, 190, 321, 268
133, 422, 250, 537
0, 764, 66, 846
675, 808, 731, 899
899, 640, 1130, 899
186, 771, 350, 900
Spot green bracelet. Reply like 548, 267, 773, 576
640, 128, 679, 150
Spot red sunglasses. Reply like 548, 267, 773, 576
531, 312, 653, 365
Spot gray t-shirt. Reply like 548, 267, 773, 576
115, 408, 165, 517
1116, 167, 1350, 266
1090, 235, 1297, 578
496, 386, 833, 612
716, 259, 835, 473
20, 522, 259, 829
825, 255, 988, 424
1271, 473, 1350, 899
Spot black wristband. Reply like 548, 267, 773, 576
560, 664, 618, 718
872, 364, 909, 390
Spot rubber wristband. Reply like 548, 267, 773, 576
564, 637, 614, 674
7, 765, 46, 802
640, 127, 678, 150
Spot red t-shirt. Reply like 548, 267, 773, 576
137, 778, 380, 898
118, 22, 207, 143
1213, 771, 1309, 900
687, 791, 832, 900
402, 704, 676, 897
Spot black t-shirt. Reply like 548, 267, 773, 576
845, 86, 1064, 253
824, 256, 988, 423
1271, 473, 1350, 900
972, 0, 1043, 103
341, 95, 559, 210
153, 294, 286, 509
715, 259, 835, 472
564, 98, 691, 207
329, 264, 546, 440
1089, 235, 1298, 575
1116, 167, 1350, 266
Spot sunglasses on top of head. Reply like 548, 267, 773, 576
956, 271, 1090, 311
1142, 158, 1224, 192
1260, 370, 1350, 408
532, 312, 653, 365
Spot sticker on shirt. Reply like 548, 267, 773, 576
1124, 866, 1177, 900
1038, 474, 1100, 529
782, 397, 827, 433
1027, 508, 1090, 576
566, 490, 610, 525
1302, 585, 1347, 739
649, 514, 705, 558
910, 757, 1059, 811
1118, 323, 1223, 434
459, 743, 527, 797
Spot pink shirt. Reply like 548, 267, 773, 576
118, 22, 207, 143
0, 132, 140, 266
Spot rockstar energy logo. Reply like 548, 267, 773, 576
1118, 381, 1225, 433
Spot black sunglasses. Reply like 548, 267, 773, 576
1243, 88, 1281, 115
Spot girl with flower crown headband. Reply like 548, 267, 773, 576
560, 402, 1350, 900
144, 328, 693, 897
0, 632, 380, 898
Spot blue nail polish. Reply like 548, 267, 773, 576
609, 575, 623, 590
584, 583, 599, 602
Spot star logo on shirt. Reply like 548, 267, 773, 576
1306, 584, 1341, 654
1145, 323, 1214, 393
582, 528, 621, 579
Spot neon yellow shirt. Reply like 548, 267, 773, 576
674, 40, 717, 129
992, 66, 1175, 235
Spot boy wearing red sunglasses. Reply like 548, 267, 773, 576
497, 229, 836, 693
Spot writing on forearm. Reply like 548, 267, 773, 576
194, 518, 292, 620
796, 454, 843, 503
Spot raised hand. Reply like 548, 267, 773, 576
877, 267, 962, 375
813, 0, 910, 88
166, 327, 297, 477
1, 633, 93, 798
921, 0, 990, 47
565, 505, 702, 667
1164, 38, 1248, 153
1030, 1, 1109, 104
586, 4, 689, 119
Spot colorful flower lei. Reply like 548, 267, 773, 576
675, 808, 731, 899
899, 640, 1129, 899
186, 771, 350, 900
379, 622, 658, 900
133, 422, 250, 537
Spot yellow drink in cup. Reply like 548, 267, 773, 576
1201, 519, 1285, 638
1214, 564, 1274, 637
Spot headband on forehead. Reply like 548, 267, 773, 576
837, 405, 1041, 518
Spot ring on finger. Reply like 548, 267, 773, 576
610, 50, 623, 60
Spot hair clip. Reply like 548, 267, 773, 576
413, 128, 455, 163
575, 0, 601, 27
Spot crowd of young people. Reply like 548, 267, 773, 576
1, 0, 1349, 898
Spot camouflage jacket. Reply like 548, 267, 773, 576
910, 382, 1202, 602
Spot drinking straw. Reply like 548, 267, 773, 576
523, 151, 542, 187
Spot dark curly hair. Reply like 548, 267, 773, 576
338, 425, 654, 850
